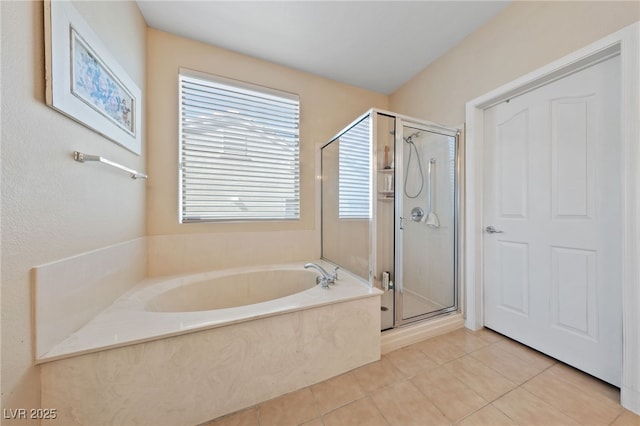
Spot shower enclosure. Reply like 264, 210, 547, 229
321, 109, 460, 330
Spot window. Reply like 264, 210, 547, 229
338, 117, 371, 219
179, 69, 300, 222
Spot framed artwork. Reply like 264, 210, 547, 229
44, 0, 142, 155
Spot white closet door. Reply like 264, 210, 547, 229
483, 55, 622, 386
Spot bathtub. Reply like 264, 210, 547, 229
40, 261, 381, 425
147, 268, 318, 312
37, 260, 381, 362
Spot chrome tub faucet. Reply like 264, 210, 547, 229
304, 263, 339, 288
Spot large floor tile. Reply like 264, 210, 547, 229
522, 369, 624, 424
492, 339, 556, 371
300, 419, 325, 426
442, 355, 516, 401
352, 357, 405, 394
202, 408, 258, 426
310, 372, 365, 415
385, 346, 438, 378
469, 328, 508, 344
469, 343, 547, 384
610, 410, 640, 426
546, 363, 620, 403
258, 388, 319, 426
412, 334, 467, 365
457, 404, 517, 426
411, 367, 487, 422
322, 397, 388, 426
371, 380, 449, 425
493, 388, 580, 425
443, 328, 491, 353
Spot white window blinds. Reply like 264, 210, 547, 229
179, 69, 300, 222
339, 117, 371, 219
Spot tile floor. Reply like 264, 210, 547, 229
203, 328, 640, 426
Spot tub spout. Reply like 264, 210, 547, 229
304, 263, 339, 288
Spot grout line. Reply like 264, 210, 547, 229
318, 394, 369, 419
453, 401, 493, 426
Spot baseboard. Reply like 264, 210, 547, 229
621, 385, 640, 415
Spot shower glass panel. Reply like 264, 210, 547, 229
321, 115, 372, 280
321, 109, 459, 331
396, 123, 458, 324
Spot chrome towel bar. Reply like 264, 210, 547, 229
73, 151, 147, 179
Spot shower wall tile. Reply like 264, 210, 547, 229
33, 237, 147, 360
40, 296, 380, 425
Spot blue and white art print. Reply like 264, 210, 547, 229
44, 0, 142, 154
71, 29, 135, 136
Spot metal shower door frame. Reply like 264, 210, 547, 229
393, 118, 461, 327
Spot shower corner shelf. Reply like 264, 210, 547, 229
378, 168, 394, 200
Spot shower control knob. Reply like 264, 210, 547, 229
410, 207, 425, 222
485, 225, 504, 234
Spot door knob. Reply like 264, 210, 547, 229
485, 225, 504, 234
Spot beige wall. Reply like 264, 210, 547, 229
7, 0, 637, 419
390, 1, 640, 126
1, 0, 147, 421
145, 29, 388, 275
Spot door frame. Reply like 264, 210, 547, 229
464, 22, 639, 413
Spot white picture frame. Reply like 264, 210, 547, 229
44, 0, 142, 155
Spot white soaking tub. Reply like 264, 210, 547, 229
40, 261, 382, 425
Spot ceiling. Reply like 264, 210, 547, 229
136, 1, 510, 95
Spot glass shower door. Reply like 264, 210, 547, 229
395, 123, 458, 325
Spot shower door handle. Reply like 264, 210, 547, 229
485, 225, 504, 234
399, 217, 408, 229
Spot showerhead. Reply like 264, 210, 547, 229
403, 132, 421, 144
389, 130, 421, 144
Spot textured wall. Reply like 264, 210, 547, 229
390, 1, 640, 125
0, 1, 147, 421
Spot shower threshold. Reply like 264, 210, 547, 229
380, 312, 464, 354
